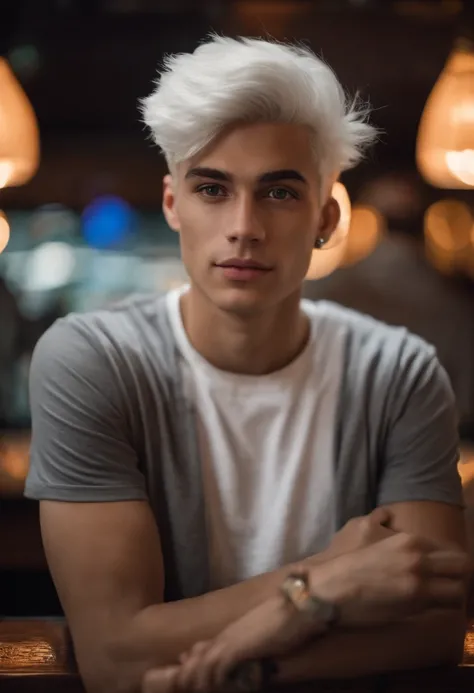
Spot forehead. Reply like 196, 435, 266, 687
180, 122, 319, 183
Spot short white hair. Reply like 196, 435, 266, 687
140, 35, 377, 186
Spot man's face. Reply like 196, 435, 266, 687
163, 122, 339, 315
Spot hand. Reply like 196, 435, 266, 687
143, 665, 180, 693
142, 641, 237, 693
141, 595, 310, 693
307, 532, 472, 627
323, 507, 395, 559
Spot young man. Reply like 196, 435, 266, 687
25, 36, 470, 693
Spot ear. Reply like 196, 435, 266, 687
316, 196, 340, 246
162, 174, 180, 232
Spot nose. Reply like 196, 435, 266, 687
226, 195, 265, 244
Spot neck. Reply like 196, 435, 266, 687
179, 285, 310, 375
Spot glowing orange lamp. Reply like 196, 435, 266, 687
417, 38, 474, 189
0, 57, 39, 189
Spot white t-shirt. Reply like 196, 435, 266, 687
167, 288, 345, 589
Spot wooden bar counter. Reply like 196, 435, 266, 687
0, 618, 473, 693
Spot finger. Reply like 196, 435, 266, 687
177, 641, 212, 672
424, 551, 473, 578
176, 650, 217, 693
202, 641, 234, 690
189, 641, 212, 659
195, 648, 225, 692
176, 656, 202, 691
369, 507, 391, 527
143, 667, 180, 693
426, 577, 466, 609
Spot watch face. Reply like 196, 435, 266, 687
282, 574, 339, 626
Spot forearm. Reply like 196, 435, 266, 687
276, 610, 467, 683
103, 552, 329, 692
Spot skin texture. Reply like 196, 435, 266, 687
162, 121, 340, 375
39, 123, 470, 693
142, 503, 470, 693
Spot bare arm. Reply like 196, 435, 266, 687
277, 609, 466, 682
276, 500, 468, 682
41, 499, 330, 693
141, 502, 470, 693
29, 320, 325, 692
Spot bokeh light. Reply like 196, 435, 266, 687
0, 211, 11, 253
30, 204, 77, 241
82, 195, 135, 249
417, 40, 474, 189
23, 242, 76, 291
0, 57, 40, 188
424, 199, 473, 275
342, 206, 385, 267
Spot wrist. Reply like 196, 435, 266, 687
279, 568, 340, 634
306, 556, 359, 623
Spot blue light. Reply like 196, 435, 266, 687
82, 196, 135, 249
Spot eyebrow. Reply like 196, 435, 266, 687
185, 167, 308, 185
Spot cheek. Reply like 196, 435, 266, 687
177, 202, 228, 250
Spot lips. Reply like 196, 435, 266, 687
216, 259, 271, 270
215, 260, 272, 282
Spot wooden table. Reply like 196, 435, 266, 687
0, 618, 473, 692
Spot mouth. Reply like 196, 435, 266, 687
216, 259, 272, 270
214, 258, 273, 281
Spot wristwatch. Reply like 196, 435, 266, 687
226, 572, 338, 691
280, 571, 339, 629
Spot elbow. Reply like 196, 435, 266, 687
81, 665, 141, 693
81, 634, 172, 693
78, 659, 130, 693
78, 647, 146, 693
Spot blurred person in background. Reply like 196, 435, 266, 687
24, 36, 471, 693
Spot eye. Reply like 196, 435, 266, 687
267, 187, 298, 201
196, 184, 227, 198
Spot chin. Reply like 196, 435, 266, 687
211, 285, 273, 315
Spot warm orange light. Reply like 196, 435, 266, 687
424, 199, 473, 274
459, 444, 474, 486
0, 57, 40, 188
341, 206, 384, 267
305, 182, 351, 280
417, 39, 474, 189
0, 211, 10, 253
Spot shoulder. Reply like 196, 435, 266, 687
30, 293, 175, 400
303, 300, 450, 418
32, 293, 171, 371
304, 299, 437, 376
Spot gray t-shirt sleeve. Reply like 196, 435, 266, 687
376, 339, 463, 508
24, 317, 148, 502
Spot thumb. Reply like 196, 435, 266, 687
142, 667, 179, 693
369, 506, 391, 527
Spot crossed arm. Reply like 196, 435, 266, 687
40, 497, 468, 693
35, 324, 470, 692
276, 500, 468, 682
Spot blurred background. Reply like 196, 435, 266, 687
1, 0, 474, 616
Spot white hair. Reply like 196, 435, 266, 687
140, 35, 377, 186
